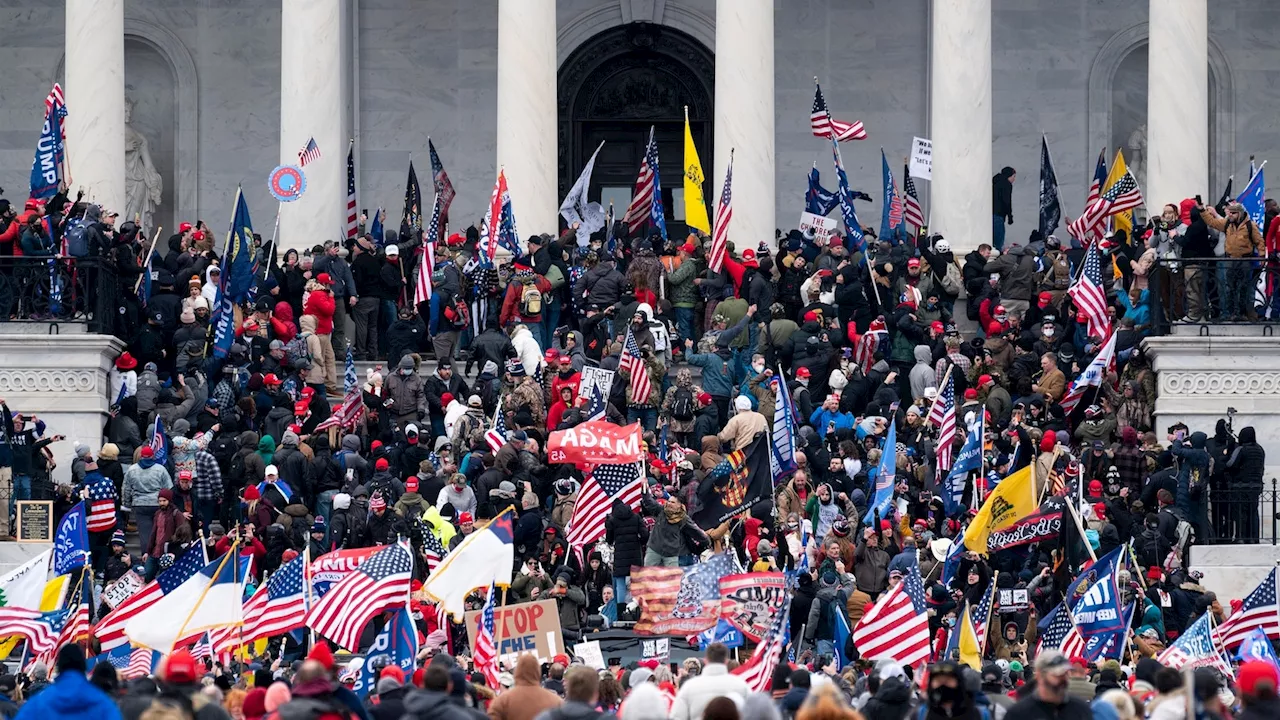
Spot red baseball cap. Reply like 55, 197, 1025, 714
930, 321, 944, 333
458, 512, 473, 524
179, 222, 193, 233
978, 374, 993, 387
796, 367, 811, 378
140, 446, 154, 459
803, 310, 819, 323
964, 388, 978, 400
263, 373, 281, 386
907, 257, 921, 268
316, 272, 332, 285
1038, 291, 1053, 307
1238, 660, 1280, 696
164, 650, 200, 684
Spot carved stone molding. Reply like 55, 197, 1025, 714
0, 370, 99, 394
1160, 371, 1280, 396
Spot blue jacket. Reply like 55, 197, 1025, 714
686, 350, 736, 397
809, 407, 855, 439
1170, 432, 1210, 516
14, 671, 122, 720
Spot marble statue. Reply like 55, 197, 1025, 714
123, 96, 163, 232
1127, 123, 1146, 189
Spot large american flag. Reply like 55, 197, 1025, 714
473, 584, 499, 688
1037, 602, 1085, 658
623, 127, 660, 237
94, 543, 207, 651
44, 82, 65, 116
1086, 149, 1107, 209
428, 138, 455, 223
85, 471, 117, 533
485, 397, 508, 453
619, 327, 652, 406
1068, 170, 1143, 243
927, 371, 957, 471
298, 137, 321, 167
345, 143, 359, 239
211, 554, 306, 655
854, 318, 888, 375
565, 463, 644, 550
732, 600, 791, 692
0, 608, 69, 656
414, 195, 441, 305
903, 165, 925, 230
480, 170, 512, 263
308, 541, 413, 650
314, 345, 364, 432
1069, 245, 1111, 339
850, 565, 931, 667
1216, 567, 1280, 648
708, 150, 733, 274
422, 528, 447, 575
1059, 330, 1117, 415
810, 80, 866, 142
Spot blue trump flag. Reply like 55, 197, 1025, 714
770, 371, 798, 485
354, 606, 419, 696
830, 134, 865, 254
1237, 626, 1280, 671
698, 619, 744, 649
1066, 547, 1128, 661
863, 404, 898, 525
1237, 164, 1266, 230
29, 97, 67, 201
53, 502, 89, 575
211, 189, 257, 359
879, 150, 908, 245
943, 414, 984, 516
806, 166, 840, 216
369, 207, 385, 245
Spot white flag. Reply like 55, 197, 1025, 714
560, 141, 607, 241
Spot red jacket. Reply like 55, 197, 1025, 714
499, 274, 552, 327
215, 534, 267, 579
271, 301, 298, 343
304, 288, 336, 335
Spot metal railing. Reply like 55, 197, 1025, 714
1200, 478, 1280, 545
0, 256, 119, 334
1147, 256, 1280, 335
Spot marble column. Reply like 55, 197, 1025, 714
1147, 0, 1208, 207
929, 0, 991, 254
497, 0, 557, 243
279, 0, 345, 249
65, 0, 125, 215
714, 0, 774, 251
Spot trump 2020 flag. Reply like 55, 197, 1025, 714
943, 415, 984, 516
863, 404, 898, 525
1237, 163, 1266, 229
560, 141, 607, 238
770, 371, 797, 485
806, 166, 840, 217
1066, 547, 1127, 661
52, 502, 89, 576
125, 552, 251, 653
1237, 626, 1280, 671
29, 93, 67, 201
1039, 135, 1062, 239
353, 606, 419, 697
422, 508, 515, 618
879, 150, 908, 245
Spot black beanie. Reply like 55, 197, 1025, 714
55, 643, 86, 674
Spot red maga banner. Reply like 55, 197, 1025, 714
546, 422, 644, 466
719, 572, 788, 641
309, 547, 380, 597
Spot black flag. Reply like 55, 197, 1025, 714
401, 161, 423, 240
694, 432, 772, 529
1039, 135, 1062, 239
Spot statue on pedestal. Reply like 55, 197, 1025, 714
1127, 123, 1147, 189
123, 96, 163, 233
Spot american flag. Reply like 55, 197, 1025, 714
345, 143, 359, 239
85, 471, 117, 533
927, 372, 957, 472
485, 397, 508, 453
211, 554, 306, 655
708, 150, 733, 274
971, 580, 997, 649
850, 565, 931, 667
421, 528, 446, 575
44, 82, 65, 116
619, 327, 652, 406
810, 80, 867, 142
1086, 149, 1107, 210
903, 165, 925, 230
480, 170, 515, 263
0, 608, 70, 655
298, 137, 321, 167
93, 543, 207, 651
623, 127, 661, 237
149, 417, 168, 465
1216, 567, 1280, 648
1069, 245, 1111, 339
631, 552, 737, 634
189, 634, 212, 660
31, 579, 89, 668
428, 139, 455, 223
414, 195, 441, 305
473, 584, 499, 688
127, 646, 156, 677
1159, 612, 1235, 677
732, 600, 791, 692
565, 463, 644, 549
314, 345, 364, 432
854, 318, 888, 375
1037, 602, 1085, 658
1068, 170, 1143, 244
1059, 330, 1117, 415
308, 541, 413, 650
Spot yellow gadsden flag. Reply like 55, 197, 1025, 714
1104, 148, 1132, 238
962, 464, 1037, 553
683, 108, 711, 234
958, 603, 983, 670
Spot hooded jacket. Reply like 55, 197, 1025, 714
604, 500, 648, 577
122, 459, 172, 509
489, 655, 562, 720
1227, 425, 1266, 493
1203, 206, 1264, 258
11, 669, 123, 720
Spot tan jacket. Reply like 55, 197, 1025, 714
1204, 208, 1264, 258
718, 410, 768, 453
1037, 367, 1066, 402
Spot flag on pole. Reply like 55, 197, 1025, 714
414, 196, 442, 305
902, 164, 925, 232
428, 138, 455, 224
565, 463, 644, 550
623, 127, 666, 240
1068, 244, 1111, 339
971, 579, 997, 649
927, 372, 957, 472
345, 143, 359, 239
683, 110, 711, 234
209, 554, 305, 655
850, 566, 931, 666
560, 141, 607, 236
401, 161, 423, 237
619, 327, 653, 408
1236, 626, 1280, 671
485, 397, 508, 453
1059, 331, 1118, 415
1215, 567, 1280, 648
29, 88, 67, 201
421, 510, 515, 618
942, 413, 984, 516
831, 134, 866, 253
125, 553, 251, 653
862, 406, 898, 525
297, 138, 321, 167
879, 150, 907, 245
1158, 611, 1235, 677
368, 207, 384, 246
809, 79, 867, 142
962, 465, 1037, 553
1036, 602, 1085, 657
93, 544, 208, 651
307, 541, 413, 650
708, 150, 734, 273
731, 598, 791, 691
353, 606, 418, 697
1069, 168, 1143, 243
1237, 163, 1267, 229
0, 608, 69, 655
149, 417, 168, 466
1103, 149, 1135, 238
52, 503, 89, 576
806, 166, 840, 217
770, 372, 798, 484
1039, 135, 1062, 239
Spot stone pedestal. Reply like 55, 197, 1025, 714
0, 334, 126, 486
65, 0, 125, 214
279, 0, 345, 249
714, 0, 774, 251
497, 0, 558, 243
929, 0, 991, 255
1147, 0, 1208, 206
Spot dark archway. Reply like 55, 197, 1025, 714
558, 23, 715, 238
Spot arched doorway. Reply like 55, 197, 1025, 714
557, 24, 715, 239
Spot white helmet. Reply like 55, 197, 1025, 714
935, 239, 950, 253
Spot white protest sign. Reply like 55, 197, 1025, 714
102, 570, 145, 609
910, 137, 933, 180
574, 640, 606, 670
798, 212, 836, 243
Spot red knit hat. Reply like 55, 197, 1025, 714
1040, 434, 1056, 453
243, 688, 268, 717
243, 485, 261, 500
307, 642, 335, 671
1238, 660, 1280, 696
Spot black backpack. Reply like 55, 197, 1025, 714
671, 386, 695, 421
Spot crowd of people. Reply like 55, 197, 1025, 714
0, 164, 1277, 720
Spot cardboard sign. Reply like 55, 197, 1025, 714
798, 212, 836, 243
309, 547, 380, 597
719, 572, 788, 641
102, 570, 145, 609
641, 637, 670, 662
547, 422, 644, 466
466, 599, 564, 664
574, 640, 606, 670
909, 137, 933, 180
998, 588, 1030, 613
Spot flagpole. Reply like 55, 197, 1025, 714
263, 204, 282, 281
171, 539, 237, 655
132, 226, 164, 296
304, 542, 315, 649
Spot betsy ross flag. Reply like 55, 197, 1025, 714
485, 397, 508, 453
619, 327, 652, 406
85, 470, 118, 533
473, 584, 499, 689
927, 371, 957, 472
731, 600, 791, 691
1068, 170, 1143, 243
1216, 567, 1280, 648
850, 565, 931, 667
211, 554, 305, 655
1037, 602, 1085, 658
297, 137, 321, 167
1059, 330, 1117, 415
903, 164, 925, 231
623, 127, 666, 239
345, 143, 358, 239
565, 463, 644, 550
810, 79, 866, 142
708, 149, 734, 274
308, 540, 413, 650
93, 543, 207, 650
428, 138, 455, 223
1069, 245, 1111, 339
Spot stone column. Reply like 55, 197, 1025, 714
1147, 0, 1208, 207
279, 0, 345, 249
929, 0, 991, 254
714, 0, 774, 250
497, 0, 557, 243
65, 0, 125, 214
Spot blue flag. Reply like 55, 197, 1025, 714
29, 99, 67, 201
1067, 547, 1128, 661
832, 605, 852, 669
649, 135, 668, 242
943, 414, 984, 516
770, 372, 798, 485
53, 502, 89, 575
879, 150, 908, 245
354, 606, 419, 696
831, 135, 866, 253
806, 167, 840, 216
941, 538, 964, 589
224, 189, 257, 302
142, 247, 154, 307
1237, 165, 1266, 230
149, 417, 169, 466
369, 207, 385, 246
698, 619, 744, 649
1237, 626, 1280, 671
863, 405, 898, 525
